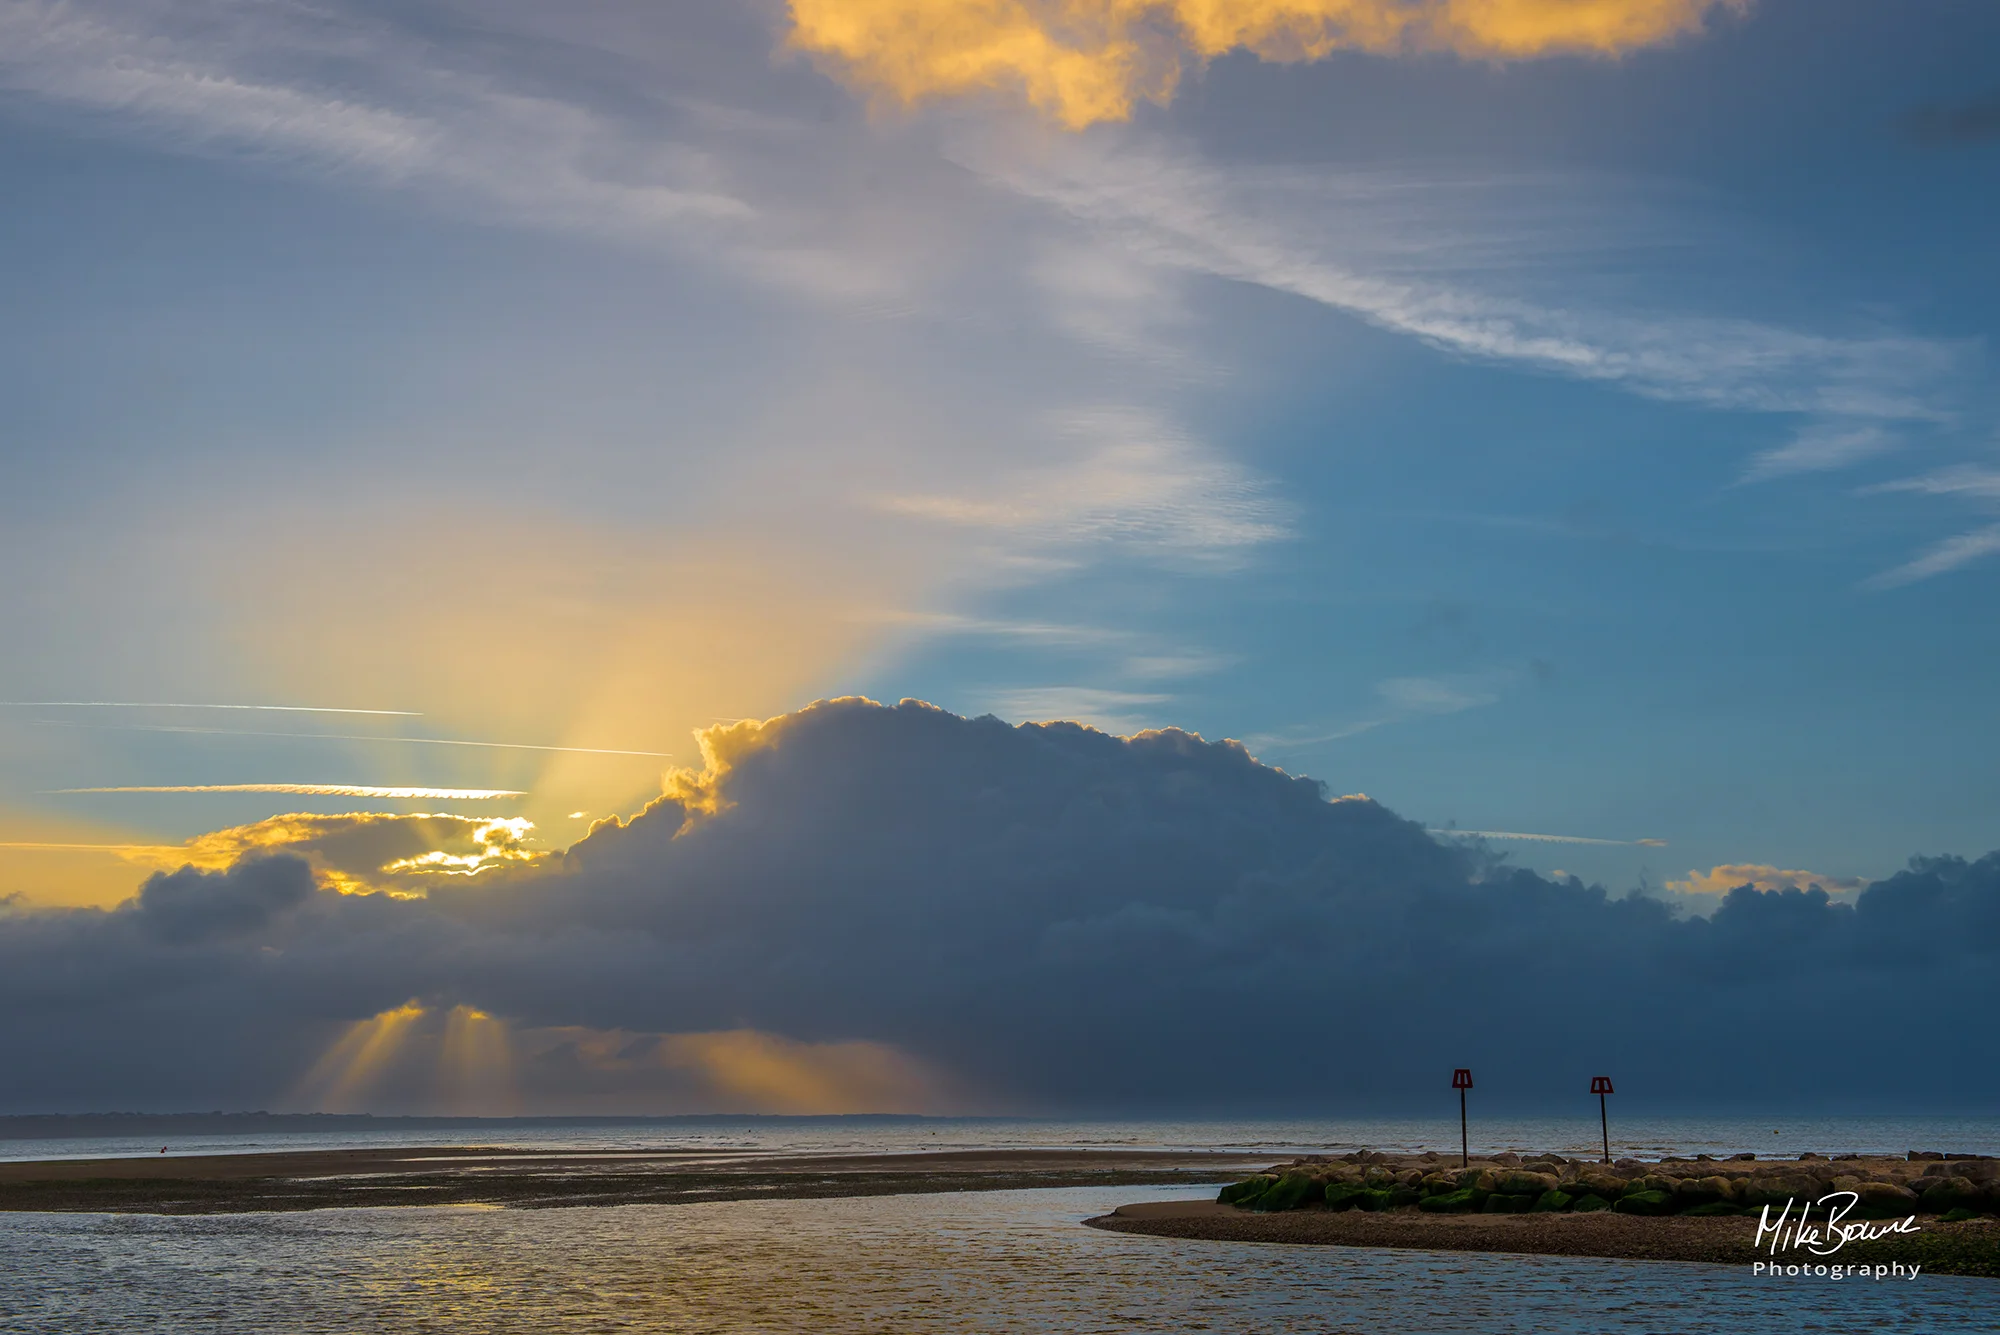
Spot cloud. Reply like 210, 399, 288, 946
976, 686, 1174, 733
1667, 862, 1865, 900
1860, 465, 2000, 587
1863, 524, 2000, 590
1250, 673, 1501, 748
131, 855, 316, 945
4, 698, 1997, 1113
0, 702, 418, 715
1738, 422, 1900, 483
974, 138, 1963, 425
787, 0, 1750, 129
54, 785, 525, 800
875, 406, 1289, 566
31, 719, 672, 756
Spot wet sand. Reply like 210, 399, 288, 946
0, 1146, 1261, 1215
1088, 1198, 2000, 1276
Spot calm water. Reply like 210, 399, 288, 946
8, 1114, 2000, 1164
0, 1184, 1991, 1334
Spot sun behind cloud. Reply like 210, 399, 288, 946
786, 0, 1750, 128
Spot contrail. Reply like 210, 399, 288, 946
1, 702, 418, 716
30, 719, 671, 757
0, 842, 177, 853
55, 784, 526, 799
1428, 829, 1668, 848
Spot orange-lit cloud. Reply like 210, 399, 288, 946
286, 1002, 943, 1115
522, 1024, 950, 1114
787, 0, 1750, 128
1667, 862, 1866, 898
0, 812, 554, 904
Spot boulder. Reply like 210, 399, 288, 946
1613, 1190, 1675, 1216
1681, 1202, 1743, 1217
1418, 1189, 1481, 1214
1741, 1175, 1816, 1208
1530, 1190, 1573, 1213
1571, 1194, 1613, 1212
1457, 1168, 1499, 1192
1219, 1175, 1276, 1207
1482, 1193, 1538, 1213
1494, 1171, 1561, 1197
1492, 1153, 1523, 1167
1850, 1182, 1919, 1219
1576, 1173, 1626, 1200
1674, 1176, 1738, 1206
1254, 1172, 1323, 1213
1919, 1177, 1985, 1214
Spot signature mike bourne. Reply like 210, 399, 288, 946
1752, 1190, 1925, 1280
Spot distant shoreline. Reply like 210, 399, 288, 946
0, 1145, 1258, 1215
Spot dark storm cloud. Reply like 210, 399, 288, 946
2, 698, 1997, 1113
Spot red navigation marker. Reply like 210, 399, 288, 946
1591, 1076, 1615, 1163
1452, 1068, 1473, 1166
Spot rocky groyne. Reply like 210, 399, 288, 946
1220, 1149, 1999, 1220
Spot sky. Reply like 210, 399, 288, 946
1, 0, 1997, 1114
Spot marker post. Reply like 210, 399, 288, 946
1591, 1076, 1615, 1163
1452, 1068, 1473, 1167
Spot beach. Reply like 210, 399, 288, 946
0, 1145, 1263, 1215
1089, 1197, 2000, 1273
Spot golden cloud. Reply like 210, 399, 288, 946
1667, 862, 1867, 898
787, 0, 1748, 127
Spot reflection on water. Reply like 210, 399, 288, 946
1, 1186, 1992, 1334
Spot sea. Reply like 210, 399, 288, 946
2, 1116, 1995, 1333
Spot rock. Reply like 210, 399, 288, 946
1629, 1174, 1677, 1196
1531, 1190, 1573, 1213
1571, 1194, 1612, 1212
1495, 1171, 1561, 1197
1920, 1177, 1985, 1214
1483, 1193, 1537, 1213
1850, 1182, 1919, 1219
1420, 1151, 1440, 1163
1492, 1153, 1523, 1167
1741, 1175, 1817, 1208
1613, 1158, 1641, 1171
1577, 1173, 1627, 1199
1674, 1176, 1738, 1205
1363, 1166, 1397, 1188
1949, 1161, 2000, 1184
1255, 1173, 1323, 1213
1613, 1190, 1675, 1216
1218, 1175, 1276, 1207
1418, 1188, 1481, 1214
1681, 1202, 1743, 1217
1457, 1168, 1499, 1192
1732, 1153, 1757, 1161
